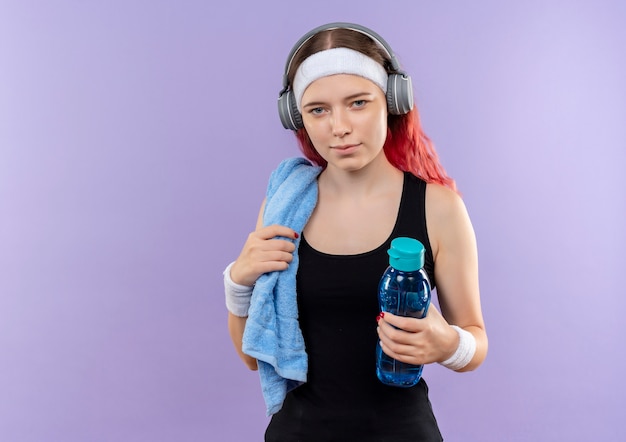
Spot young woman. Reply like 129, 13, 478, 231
224, 22, 487, 441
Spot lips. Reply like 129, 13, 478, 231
331, 143, 360, 150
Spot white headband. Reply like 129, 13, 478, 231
292, 47, 388, 112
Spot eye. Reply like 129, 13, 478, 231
309, 107, 325, 115
352, 99, 367, 108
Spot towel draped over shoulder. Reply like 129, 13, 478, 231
242, 157, 322, 416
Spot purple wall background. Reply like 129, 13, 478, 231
1, 1, 624, 441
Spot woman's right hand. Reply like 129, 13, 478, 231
229, 224, 299, 287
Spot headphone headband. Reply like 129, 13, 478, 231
277, 22, 413, 130
281, 22, 402, 93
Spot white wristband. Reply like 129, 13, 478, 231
439, 325, 477, 371
223, 261, 254, 317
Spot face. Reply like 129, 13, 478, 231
300, 74, 388, 172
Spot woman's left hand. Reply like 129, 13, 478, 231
376, 307, 459, 366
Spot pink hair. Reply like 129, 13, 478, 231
295, 109, 458, 192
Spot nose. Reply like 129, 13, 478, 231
331, 108, 351, 137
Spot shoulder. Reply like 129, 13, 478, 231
425, 183, 475, 259
404, 174, 467, 225
425, 183, 465, 217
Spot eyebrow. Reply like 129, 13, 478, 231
302, 92, 375, 109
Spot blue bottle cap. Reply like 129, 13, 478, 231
388, 237, 425, 272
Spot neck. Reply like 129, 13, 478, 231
318, 152, 403, 199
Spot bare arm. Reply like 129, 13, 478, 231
226, 199, 299, 370
228, 311, 258, 370
427, 184, 487, 371
377, 184, 487, 371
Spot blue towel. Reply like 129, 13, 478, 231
242, 157, 322, 416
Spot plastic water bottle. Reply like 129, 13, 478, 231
376, 237, 432, 387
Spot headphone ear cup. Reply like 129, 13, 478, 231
278, 90, 303, 130
386, 74, 414, 115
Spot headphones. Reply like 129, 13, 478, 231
277, 22, 414, 131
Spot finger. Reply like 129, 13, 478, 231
378, 322, 429, 362
245, 234, 296, 256
232, 243, 295, 285
247, 236, 295, 253
378, 337, 427, 365
257, 250, 295, 264
252, 259, 291, 275
257, 224, 299, 240
236, 252, 293, 283
378, 319, 418, 346
380, 311, 426, 333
